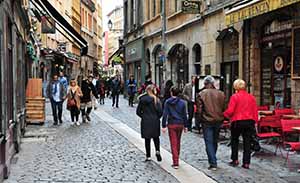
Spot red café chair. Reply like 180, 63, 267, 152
280, 119, 300, 169
259, 115, 282, 133
257, 105, 269, 111
274, 109, 295, 117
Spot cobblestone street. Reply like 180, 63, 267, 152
5, 101, 179, 183
100, 96, 300, 183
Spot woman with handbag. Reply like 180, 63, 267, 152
224, 79, 258, 169
67, 79, 83, 126
136, 85, 163, 162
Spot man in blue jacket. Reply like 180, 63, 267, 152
162, 87, 188, 169
126, 75, 137, 107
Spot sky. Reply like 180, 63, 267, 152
102, 0, 123, 31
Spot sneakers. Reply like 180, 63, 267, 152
172, 165, 179, 169
156, 151, 162, 162
76, 121, 80, 126
70, 122, 75, 126
229, 160, 239, 167
242, 164, 250, 169
145, 157, 151, 162
208, 165, 217, 171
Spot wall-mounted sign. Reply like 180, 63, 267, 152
182, 0, 201, 14
274, 56, 284, 73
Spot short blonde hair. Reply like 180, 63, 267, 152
233, 79, 246, 91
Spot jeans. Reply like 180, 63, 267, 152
231, 120, 255, 165
128, 93, 135, 106
50, 99, 63, 123
145, 137, 160, 158
70, 106, 80, 122
168, 124, 184, 166
112, 93, 119, 107
203, 123, 221, 166
187, 101, 194, 129
80, 102, 92, 121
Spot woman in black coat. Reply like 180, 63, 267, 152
136, 85, 163, 162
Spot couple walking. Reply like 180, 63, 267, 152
136, 85, 188, 169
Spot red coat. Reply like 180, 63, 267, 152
224, 90, 258, 123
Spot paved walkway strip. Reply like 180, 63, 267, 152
95, 108, 216, 183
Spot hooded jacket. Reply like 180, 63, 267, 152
136, 95, 163, 138
162, 97, 188, 128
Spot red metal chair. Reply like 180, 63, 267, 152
257, 105, 269, 111
280, 119, 300, 169
274, 109, 295, 117
259, 115, 281, 133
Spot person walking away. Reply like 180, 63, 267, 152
80, 75, 98, 123
111, 75, 121, 108
126, 75, 137, 107
136, 85, 163, 161
195, 76, 225, 171
183, 76, 196, 131
67, 79, 83, 126
92, 75, 99, 110
138, 75, 160, 95
162, 87, 188, 169
224, 79, 258, 169
47, 74, 67, 125
97, 77, 106, 105
59, 71, 68, 90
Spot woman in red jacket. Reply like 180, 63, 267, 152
224, 79, 258, 169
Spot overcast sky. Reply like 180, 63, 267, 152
102, 0, 123, 31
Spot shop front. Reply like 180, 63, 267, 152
225, 0, 300, 109
125, 39, 145, 87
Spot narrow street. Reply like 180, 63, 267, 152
5, 97, 300, 183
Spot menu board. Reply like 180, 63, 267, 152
292, 27, 300, 78
261, 67, 272, 105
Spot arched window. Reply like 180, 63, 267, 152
192, 44, 201, 75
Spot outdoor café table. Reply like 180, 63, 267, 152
282, 115, 300, 119
259, 111, 273, 116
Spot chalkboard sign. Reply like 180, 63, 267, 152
261, 67, 272, 105
292, 27, 300, 79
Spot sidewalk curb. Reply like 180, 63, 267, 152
94, 109, 216, 183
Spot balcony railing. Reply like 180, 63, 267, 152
81, 0, 95, 12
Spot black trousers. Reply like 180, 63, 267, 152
145, 137, 160, 158
187, 101, 194, 129
231, 120, 255, 164
128, 93, 134, 106
50, 99, 63, 123
70, 106, 80, 122
112, 93, 119, 107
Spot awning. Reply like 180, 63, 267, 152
108, 47, 124, 64
31, 0, 88, 55
216, 28, 238, 40
225, 0, 300, 26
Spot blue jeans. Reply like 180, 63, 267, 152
50, 99, 63, 123
203, 123, 221, 166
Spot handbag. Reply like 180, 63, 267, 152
250, 127, 261, 152
67, 91, 77, 110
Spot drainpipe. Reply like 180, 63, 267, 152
161, 0, 167, 82
247, 19, 251, 93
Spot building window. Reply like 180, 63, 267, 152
130, 0, 134, 29
192, 44, 202, 75
88, 14, 92, 32
147, 0, 150, 20
205, 65, 211, 75
160, 0, 162, 13
175, 0, 182, 12
124, 1, 128, 32
81, 8, 84, 26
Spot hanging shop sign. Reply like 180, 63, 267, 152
125, 39, 143, 63
181, 0, 201, 14
274, 56, 284, 73
225, 0, 300, 26
41, 16, 56, 34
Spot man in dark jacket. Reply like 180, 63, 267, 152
182, 76, 196, 131
80, 75, 98, 123
47, 74, 67, 125
138, 75, 160, 95
111, 75, 121, 108
162, 87, 188, 169
196, 75, 225, 171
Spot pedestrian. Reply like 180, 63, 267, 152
162, 80, 173, 109
66, 79, 83, 126
46, 74, 67, 125
138, 75, 160, 95
126, 75, 137, 107
97, 77, 106, 105
92, 75, 99, 110
224, 79, 258, 169
59, 71, 68, 90
136, 85, 163, 162
162, 87, 188, 169
195, 75, 225, 171
111, 75, 121, 108
80, 75, 98, 123
182, 76, 196, 131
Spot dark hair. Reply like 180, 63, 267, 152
145, 74, 151, 80
170, 86, 180, 97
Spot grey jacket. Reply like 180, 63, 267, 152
182, 83, 193, 101
46, 81, 67, 101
